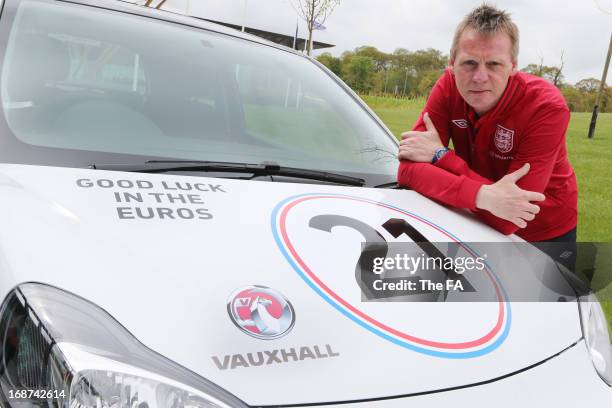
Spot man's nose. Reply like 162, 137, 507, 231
472, 64, 489, 83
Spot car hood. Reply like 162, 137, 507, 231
0, 164, 581, 406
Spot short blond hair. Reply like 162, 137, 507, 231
450, 4, 519, 62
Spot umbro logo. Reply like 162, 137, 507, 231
452, 119, 469, 129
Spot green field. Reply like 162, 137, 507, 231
362, 94, 612, 330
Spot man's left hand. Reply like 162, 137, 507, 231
398, 112, 444, 162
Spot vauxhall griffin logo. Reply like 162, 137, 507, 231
227, 286, 295, 339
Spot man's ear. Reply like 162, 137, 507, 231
510, 59, 518, 75
448, 59, 455, 74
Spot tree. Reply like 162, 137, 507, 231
291, 0, 340, 55
343, 56, 374, 93
521, 52, 565, 88
522, 64, 565, 87
560, 86, 584, 112
417, 70, 441, 96
574, 78, 610, 113
521, 63, 544, 76
560, 79, 610, 113
576, 78, 602, 93
552, 51, 565, 88
410, 48, 448, 72
316, 53, 342, 76
353, 46, 389, 72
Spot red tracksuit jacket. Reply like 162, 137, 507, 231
397, 69, 578, 241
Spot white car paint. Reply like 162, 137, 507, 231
0, 164, 601, 405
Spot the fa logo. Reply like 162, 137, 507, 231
494, 124, 514, 153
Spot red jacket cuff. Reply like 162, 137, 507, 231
457, 177, 482, 211
434, 150, 461, 173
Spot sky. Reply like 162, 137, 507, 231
153, 0, 611, 85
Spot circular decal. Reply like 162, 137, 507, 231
271, 193, 511, 359
227, 285, 295, 340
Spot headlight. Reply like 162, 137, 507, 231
579, 293, 612, 386
0, 283, 247, 407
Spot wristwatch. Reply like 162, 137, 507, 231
431, 147, 450, 164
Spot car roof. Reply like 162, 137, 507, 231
52, 0, 307, 57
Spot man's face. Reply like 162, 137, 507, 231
450, 28, 517, 116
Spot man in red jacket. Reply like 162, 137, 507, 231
397, 5, 578, 261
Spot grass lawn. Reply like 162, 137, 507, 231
361, 94, 612, 331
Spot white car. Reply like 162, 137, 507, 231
0, 0, 610, 407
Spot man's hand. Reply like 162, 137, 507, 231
398, 112, 444, 162
475, 163, 545, 228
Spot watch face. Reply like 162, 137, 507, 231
433, 148, 448, 164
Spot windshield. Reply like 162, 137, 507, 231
0, 0, 398, 184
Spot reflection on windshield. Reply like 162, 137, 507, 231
0, 0, 398, 180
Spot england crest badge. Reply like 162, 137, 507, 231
494, 124, 514, 153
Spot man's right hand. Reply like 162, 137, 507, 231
475, 163, 545, 228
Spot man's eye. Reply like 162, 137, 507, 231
461, 61, 477, 69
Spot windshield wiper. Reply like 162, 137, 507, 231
373, 181, 401, 189
89, 160, 366, 187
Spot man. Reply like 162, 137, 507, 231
397, 4, 577, 255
